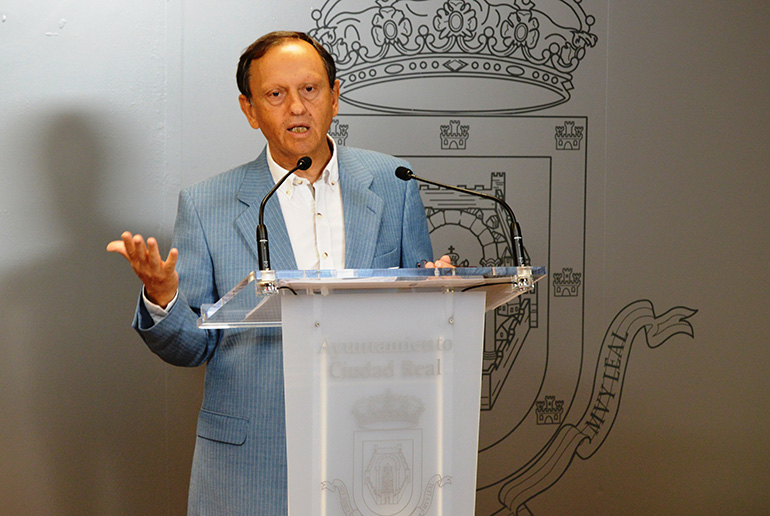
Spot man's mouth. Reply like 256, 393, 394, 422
289, 126, 309, 134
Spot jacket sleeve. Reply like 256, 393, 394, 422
132, 189, 221, 367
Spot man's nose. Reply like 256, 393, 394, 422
287, 90, 307, 115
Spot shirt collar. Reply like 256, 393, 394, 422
266, 137, 339, 198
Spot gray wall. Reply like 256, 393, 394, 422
1, 1, 768, 515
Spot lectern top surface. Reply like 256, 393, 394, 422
197, 266, 545, 329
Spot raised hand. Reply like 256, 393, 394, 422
107, 231, 179, 308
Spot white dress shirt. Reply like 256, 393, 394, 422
266, 139, 345, 271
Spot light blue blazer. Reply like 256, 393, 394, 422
133, 146, 432, 515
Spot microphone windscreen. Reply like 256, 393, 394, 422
395, 166, 413, 181
296, 156, 312, 171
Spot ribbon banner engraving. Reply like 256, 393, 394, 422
498, 300, 697, 514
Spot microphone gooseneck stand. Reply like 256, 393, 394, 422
256, 156, 312, 289
395, 166, 534, 291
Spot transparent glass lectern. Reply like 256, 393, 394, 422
199, 266, 545, 516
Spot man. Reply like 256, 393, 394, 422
108, 31, 450, 515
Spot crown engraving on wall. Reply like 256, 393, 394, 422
353, 390, 425, 429
440, 119, 470, 149
310, 0, 598, 114
535, 395, 564, 425
555, 120, 584, 150
552, 267, 582, 297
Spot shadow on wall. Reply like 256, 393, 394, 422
0, 111, 201, 515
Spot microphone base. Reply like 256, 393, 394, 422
515, 266, 535, 293
257, 269, 278, 294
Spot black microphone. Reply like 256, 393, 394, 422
395, 166, 530, 267
257, 156, 312, 274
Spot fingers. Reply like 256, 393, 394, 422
106, 231, 137, 260
164, 247, 179, 273
129, 233, 146, 261
424, 255, 455, 268
108, 231, 180, 306
122, 231, 138, 257
107, 231, 178, 274
146, 237, 162, 268
106, 240, 128, 258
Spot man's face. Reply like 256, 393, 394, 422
239, 40, 340, 175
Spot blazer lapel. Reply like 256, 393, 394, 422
235, 150, 297, 271
340, 149, 384, 269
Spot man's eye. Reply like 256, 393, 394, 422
302, 85, 319, 98
266, 90, 284, 104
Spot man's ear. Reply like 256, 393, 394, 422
331, 80, 340, 117
239, 94, 260, 129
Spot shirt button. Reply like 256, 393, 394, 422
316, 212, 323, 219
322, 252, 329, 259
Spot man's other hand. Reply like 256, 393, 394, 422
107, 231, 179, 308
423, 255, 455, 268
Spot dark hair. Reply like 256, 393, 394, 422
236, 31, 337, 99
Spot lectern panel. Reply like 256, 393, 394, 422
282, 291, 486, 516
